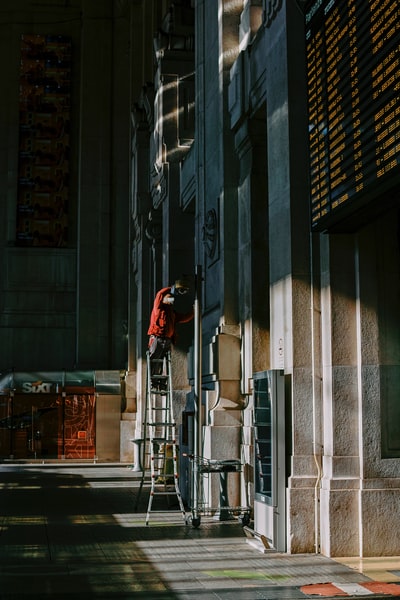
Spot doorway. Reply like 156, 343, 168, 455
0, 393, 96, 460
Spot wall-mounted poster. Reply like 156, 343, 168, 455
17, 34, 71, 247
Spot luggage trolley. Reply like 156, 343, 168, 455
188, 454, 250, 527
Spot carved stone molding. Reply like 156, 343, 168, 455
130, 215, 141, 274
144, 211, 162, 246
264, 0, 282, 27
132, 214, 141, 244
202, 208, 218, 259
150, 161, 168, 208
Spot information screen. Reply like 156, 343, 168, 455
305, 0, 400, 229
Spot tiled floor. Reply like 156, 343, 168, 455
334, 557, 400, 584
0, 463, 399, 599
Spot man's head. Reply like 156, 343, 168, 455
171, 276, 191, 296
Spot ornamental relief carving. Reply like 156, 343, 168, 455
131, 215, 141, 273
145, 211, 162, 246
202, 208, 218, 260
264, 0, 282, 27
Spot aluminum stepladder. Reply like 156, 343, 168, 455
136, 350, 186, 526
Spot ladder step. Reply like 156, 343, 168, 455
146, 437, 176, 445
151, 452, 176, 457
150, 490, 180, 496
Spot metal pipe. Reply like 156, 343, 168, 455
193, 264, 202, 521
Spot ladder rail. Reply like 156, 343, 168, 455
136, 350, 186, 525
134, 352, 152, 511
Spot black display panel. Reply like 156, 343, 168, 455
305, 0, 400, 230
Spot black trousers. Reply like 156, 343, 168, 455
148, 336, 171, 377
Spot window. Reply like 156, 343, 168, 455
254, 372, 273, 503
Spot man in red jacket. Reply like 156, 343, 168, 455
147, 281, 193, 388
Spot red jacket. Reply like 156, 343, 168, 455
147, 287, 194, 343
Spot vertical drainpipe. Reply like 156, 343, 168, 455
193, 264, 203, 521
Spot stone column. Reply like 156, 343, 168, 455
357, 211, 400, 556
319, 233, 360, 557
267, 0, 316, 553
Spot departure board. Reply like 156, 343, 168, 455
305, 0, 400, 229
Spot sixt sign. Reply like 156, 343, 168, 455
21, 381, 55, 394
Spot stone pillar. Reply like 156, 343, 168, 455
319, 233, 360, 557
357, 212, 400, 556
267, 0, 316, 553
319, 211, 400, 557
